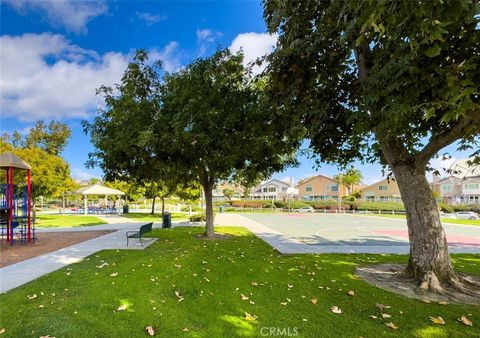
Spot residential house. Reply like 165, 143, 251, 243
250, 179, 293, 201
212, 183, 244, 201
359, 178, 402, 202
432, 158, 480, 204
297, 174, 348, 201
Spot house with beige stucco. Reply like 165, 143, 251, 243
431, 158, 480, 204
359, 178, 402, 202
297, 174, 348, 201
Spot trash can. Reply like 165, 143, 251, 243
123, 205, 129, 214
162, 212, 172, 228
219, 206, 224, 213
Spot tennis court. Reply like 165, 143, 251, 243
241, 213, 480, 253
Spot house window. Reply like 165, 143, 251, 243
380, 196, 389, 202
262, 187, 268, 193
327, 184, 338, 192
306, 185, 313, 192
268, 186, 277, 192
378, 185, 388, 191
365, 191, 375, 201
464, 183, 479, 191
441, 183, 453, 192
282, 187, 287, 192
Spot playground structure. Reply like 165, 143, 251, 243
0, 152, 33, 245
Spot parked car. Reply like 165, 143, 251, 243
293, 206, 315, 213
455, 211, 479, 220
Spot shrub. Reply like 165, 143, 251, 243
181, 205, 202, 212
452, 204, 480, 213
189, 214, 206, 222
439, 204, 454, 213
356, 202, 405, 211
230, 200, 273, 208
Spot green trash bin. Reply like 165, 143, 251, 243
162, 212, 172, 228
123, 205, 129, 214
219, 206, 224, 213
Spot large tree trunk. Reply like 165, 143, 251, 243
151, 196, 156, 214
391, 164, 455, 291
161, 197, 165, 217
203, 181, 215, 238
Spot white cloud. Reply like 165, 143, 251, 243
72, 168, 96, 181
196, 28, 222, 56
135, 11, 167, 26
229, 32, 278, 74
4, 0, 108, 34
430, 156, 456, 172
0, 33, 128, 121
149, 41, 183, 73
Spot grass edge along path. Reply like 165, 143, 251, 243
35, 214, 107, 228
0, 226, 478, 337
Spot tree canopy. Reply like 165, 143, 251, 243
86, 48, 301, 237
263, 0, 479, 296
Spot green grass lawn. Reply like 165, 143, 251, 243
35, 214, 106, 228
363, 213, 480, 226
0, 226, 478, 337
122, 212, 189, 222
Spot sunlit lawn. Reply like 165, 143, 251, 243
363, 213, 480, 226
35, 214, 106, 228
0, 226, 478, 337
123, 212, 189, 222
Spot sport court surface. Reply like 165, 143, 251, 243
242, 213, 480, 253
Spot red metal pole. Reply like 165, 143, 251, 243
5, 168, 10, 243
9, 167, 13, 244
27, 169, 31, 242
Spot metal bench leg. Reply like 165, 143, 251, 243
140, 237, 143, 246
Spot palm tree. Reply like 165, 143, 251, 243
334, 168, 363, 196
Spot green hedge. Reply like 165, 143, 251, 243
304, 201, 351, 210
439, 203, 455, 213
356, 202, 405, 211
273, 200, 311, 209
190, 214, 206, 222
451, 204, 480, 213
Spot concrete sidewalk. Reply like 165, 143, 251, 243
1, 217, 158, 293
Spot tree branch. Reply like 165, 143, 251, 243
417, 110, 480, 166
354, 42, 371, 83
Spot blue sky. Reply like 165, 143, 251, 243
0, 0, 472, 185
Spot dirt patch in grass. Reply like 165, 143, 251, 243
0, 230, 114, 268
356, 263, 480, 305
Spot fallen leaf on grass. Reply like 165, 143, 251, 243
146, 326, 155, 336
310, 299, 318, 305
181, 327, 189, 332
382, 313, 392, 319
249, 300, 255, 305
421, 299, 431, 304
251, 282, 258, 287
240, 294, 249, 301
369, 315, 377, 319
375, 303, 390, 311
110, 272, 118, 277
174, 264, 182, 268
385, 322, 398, 330
117, 304, 127, 311
429, 316, 445, 325
0, 329, 5, 335
280, 302, 288, 306
330, 306, 342, 314
458, 315, 473, 326
39, 335, 55, 338
27, 294, 37, 300
438, 301, 448, 305
244, 312, 257, 321
347, 290, 355, 296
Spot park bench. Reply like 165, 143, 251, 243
126, 222, 153, 246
